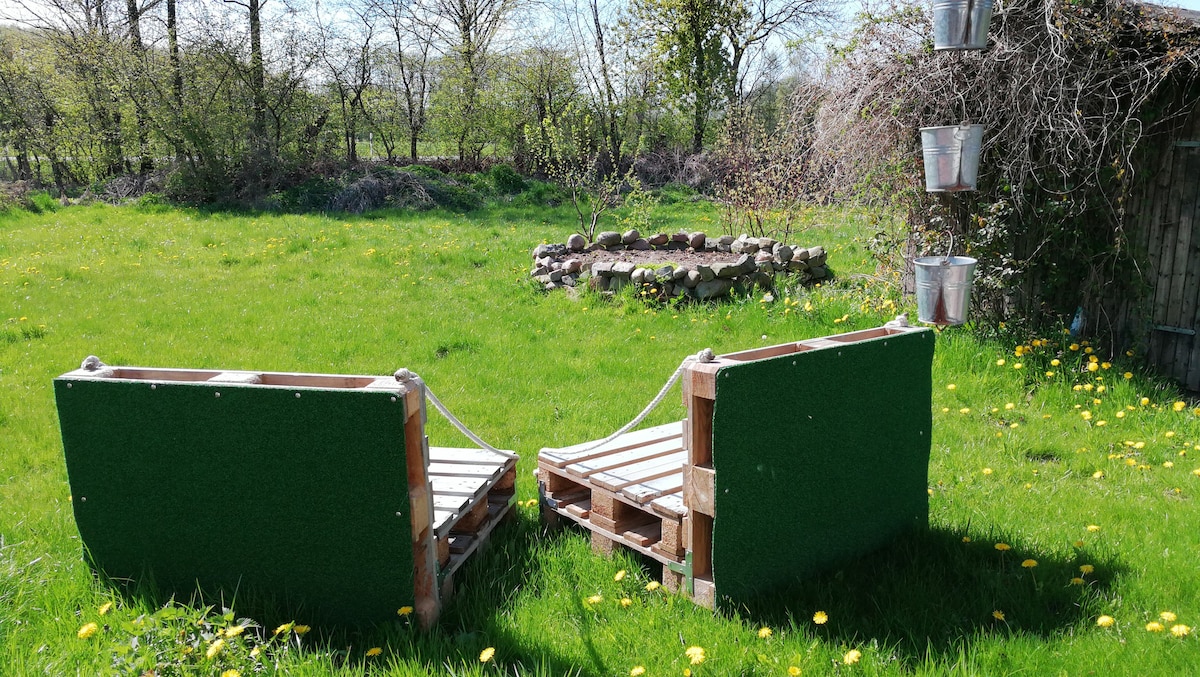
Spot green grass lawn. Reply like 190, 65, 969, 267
1, 198, 1198, 676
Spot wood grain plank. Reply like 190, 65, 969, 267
539, 421, 683, 468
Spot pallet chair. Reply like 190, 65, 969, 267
54, 361, 517, 628
538, 325, 934, 609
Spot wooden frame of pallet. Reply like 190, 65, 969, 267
537, 325, 930, 608
55, 365, 517, 629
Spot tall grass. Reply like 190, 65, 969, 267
1, 199, 1197, 675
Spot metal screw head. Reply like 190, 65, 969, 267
214, 392, 221, 398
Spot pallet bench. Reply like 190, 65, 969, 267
54, 364, 517, 628
538, 325, 935, 609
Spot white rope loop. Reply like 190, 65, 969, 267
571, 348, 716, 454
395, 368, 519, 461
395, 347, 715, 461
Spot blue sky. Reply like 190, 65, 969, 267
1162, 0, 1200, 10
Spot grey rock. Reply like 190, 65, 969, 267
755, 251, 774, 263
684, 269, 702, 288
735, 254, 756, 274
628, 238, 651, 251
792, 247, 810, 261
550, 261, 563, 271
589, 276, 609, 291
533, 243, 567, 258
718, 235, 735, 245
808, 265, 828, 279
544, 282, 561, 291
531, 265, 549, 276
711, 262, 741, 279
606, 243, 626, 251
630, 267, 647, 284
757, 260, 774, 273
591, 261, 614, 276
696, 264, 716, 281
751, 271, 774, 288
717, 243, 732, 253
534, 274, 552, 284
596, 231, 622, 246
688, 231, 707, 250
621, 229, 641, 244
807, 246, 825, 260
772, 261, 787, 272
563, 259, 583, 274
611, 262, 636, 278
695, 278, 734, 300
810, 253, 828, 267
787, 259, 809, 273
655, 265, 675, 281
562, 274, 576, 287
549, 270, 564, 282
666, 240, 689, 250
648, 233, 669, 246
775, 245, 793, 263
758, 237, 777, 252
671, 232, 690, 242
567, 233, 587, 251
671, 266, 688, 281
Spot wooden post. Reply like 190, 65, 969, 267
404, 380, 439, 630
682, 359, 720, 608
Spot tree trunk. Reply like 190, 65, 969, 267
126, 0, 152, 174
248, 0, 267, 152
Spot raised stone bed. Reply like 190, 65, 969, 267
530, 230, 830, 300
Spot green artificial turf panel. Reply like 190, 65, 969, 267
54, 375, 415, 624
710, 329, 935, 607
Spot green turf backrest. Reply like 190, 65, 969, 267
709, 328, 934, 607
54, 376, 415, 623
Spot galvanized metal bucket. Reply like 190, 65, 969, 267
933, 0, 993, 50
920, 124, 984, 192
914, 255, 977, 326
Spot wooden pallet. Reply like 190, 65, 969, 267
428, 446, 517, 587
537, 421, 690, 590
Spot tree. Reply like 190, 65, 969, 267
369, 0, 434, 161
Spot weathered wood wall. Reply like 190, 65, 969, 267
1128, 102, 1200, 390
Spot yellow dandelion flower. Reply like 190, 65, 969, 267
630, 667, 646, 676
685, 645, 706, 664
788, 667, 802, 676
1096, 420, 1107, 426
1160, 611, 1177, 623
398, 606, 414, 617
941, 407, 950, 413
813, 610, 829, 624
480, 647, 496, 662
1051, 359, 1061, 367
620, 598, 632, 608
1101, 362, 1112, 370
77, 622, 99, 639
98, 602, 113, 616
996, 359, 1006, 366
959, 407, 971, 414
1074, 540, 1085, 548
1093, 470, 1105, 479
1165, 430, 1175, 437
1005, 403, 1015, 410
1087, 524, 1101, 532
1087, 362, 1099, 372
274, 622, 293, 635
1014, 346, 1024, 357
645, 581, 661, 591
1123, 372, 1133, 379
1141, 397, 1151, 406
1085, 347, 1095, 354
1013, 362, 1024, 370
614, 569, 627, 582
224, 624, 245, 638
1164, 461, 1174, 468
1022, 559, 1038, 568
1116, 411, 1125, 418
586, 595, 603, 605
757, 626, 773, 638
947, 383, 957, 390
1146, 622, 1164, 632
1080, 564, 1095, 575
366, 647, 383, 657
994, 542, 1011, 551
1096, 615, 1115, 628
1081, 411, 1093, 421
684, 670, 692, 677
250, 646, 261, 659
982, 467, 993, 475
294, 625, 310, 635
1070, 577, 1085, 585
1174, 401, 1186, 412
1171, 624, 1191, 637
962, 536, 972, 543
843, 649, 862, 665
220, 671, 241, 677
1070, 343, 1080, 351
992, 610, 1006, 621
207, 638, 226, 659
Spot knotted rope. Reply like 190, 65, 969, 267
394, 368, 519, 461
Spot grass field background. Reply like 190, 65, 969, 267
1, 197, 1198, 675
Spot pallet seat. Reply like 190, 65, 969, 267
538, 325, 934, 609
54, 364, 517, 628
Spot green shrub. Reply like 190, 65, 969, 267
489, 164, 527, 194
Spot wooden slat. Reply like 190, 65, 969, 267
433, 493, 470, 512
430, 474, 490, 498
565, 438, 683, 479
622, 473, 685, 504
427, 462, 502, 478
429, 447, 511, 465
589, 449, 687, 492
539, 422, 683, 468
650, 493, 686, 519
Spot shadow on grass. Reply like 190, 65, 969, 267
727, 525, 1125, 665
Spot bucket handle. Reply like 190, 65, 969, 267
942, 229, 955, 265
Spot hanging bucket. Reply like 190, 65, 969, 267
914, 255, 977, 326
920, 124, 984, 192
933, 0, 993, 50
